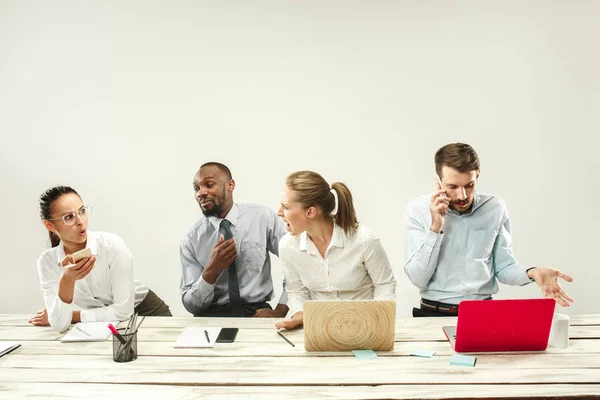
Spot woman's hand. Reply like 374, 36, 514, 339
274, 311, 303, 330
60, 255, 96, 282
28, 309, 49, 326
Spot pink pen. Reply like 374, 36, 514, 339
108, 323, 126, 345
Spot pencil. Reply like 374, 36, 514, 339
277, 331, 295, 347
75, 324, 91, 336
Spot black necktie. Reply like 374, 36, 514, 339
219, 219, 243, 316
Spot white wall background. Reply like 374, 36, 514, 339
1, 0, 598, 318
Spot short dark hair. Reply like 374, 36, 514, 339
435, 143, 480, 177
199, 162, 232, 180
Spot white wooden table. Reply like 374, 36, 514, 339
1, 314, 599, 399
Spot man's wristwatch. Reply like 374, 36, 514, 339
526, 267, 537, 282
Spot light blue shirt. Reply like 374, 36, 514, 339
179, 203, 288, 315
404, 193, 531, 304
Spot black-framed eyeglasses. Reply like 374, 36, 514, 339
48, 206, 91, 226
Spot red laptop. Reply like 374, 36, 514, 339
442, 298, 556, 352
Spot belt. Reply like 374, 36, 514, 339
420, 297, 493, 314
420, 299, 459, 314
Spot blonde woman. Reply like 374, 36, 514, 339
275, 171, 396, 330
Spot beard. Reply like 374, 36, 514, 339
200, 201, 221, 217
450, 199, 472, 214
199, 187, 227, 217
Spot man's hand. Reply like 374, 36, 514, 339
28, 309, 49, 326
61, 255, 96, 282
528, 267, 574, 307
254, 304, 289, 318
274, 311, 303, 331
203, 235, 237, 284
430, 186, 449, 234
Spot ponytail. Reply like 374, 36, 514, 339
330, 182, 358, 235
285, 171, 358, 235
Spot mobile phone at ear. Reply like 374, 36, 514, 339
216, 328, 239, 343
434, 174, 449, 205
72, 248, 92, 262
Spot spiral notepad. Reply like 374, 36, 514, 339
174, 327, 222, 348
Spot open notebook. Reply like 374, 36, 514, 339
174, 327, 222, 348
61, 322, 117, 343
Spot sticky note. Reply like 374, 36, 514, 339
410, 350, 436, 358
352, 350, 378, 360
449, 354, 476, 367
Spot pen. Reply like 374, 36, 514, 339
108, 323, 126, 345
75, 324, 92, 336
204, 330, 210, 343
277, 331, 295, 347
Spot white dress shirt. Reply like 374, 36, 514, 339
279, 224, 397, 315
37, 231, 148, 332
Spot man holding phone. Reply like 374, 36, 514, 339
180, 162, 289, 318
404, 143, 574, 317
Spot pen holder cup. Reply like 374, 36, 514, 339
112, 328, 138, 363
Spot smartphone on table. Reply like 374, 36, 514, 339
216, 328, 239, 343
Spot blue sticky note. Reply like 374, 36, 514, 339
410, 350, 436, 358
352, 350, 378, 360
450, 354, 476, 367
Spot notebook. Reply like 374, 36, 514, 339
174, 327, 222, 348
60, 321, 117, 343
0, 342, 21, 358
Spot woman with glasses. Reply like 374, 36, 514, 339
29, 186, 171, 332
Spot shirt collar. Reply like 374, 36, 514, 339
299, 223, 345, 254
208, 203, 239, 231
55, 230, 98, 265
330, 224, 345, 249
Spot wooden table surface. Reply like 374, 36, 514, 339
0, 313, 599, 399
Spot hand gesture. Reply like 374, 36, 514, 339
203, 235, 237, 284
528, 267, 574, 307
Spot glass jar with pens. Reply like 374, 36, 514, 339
108, 312, 144, 363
